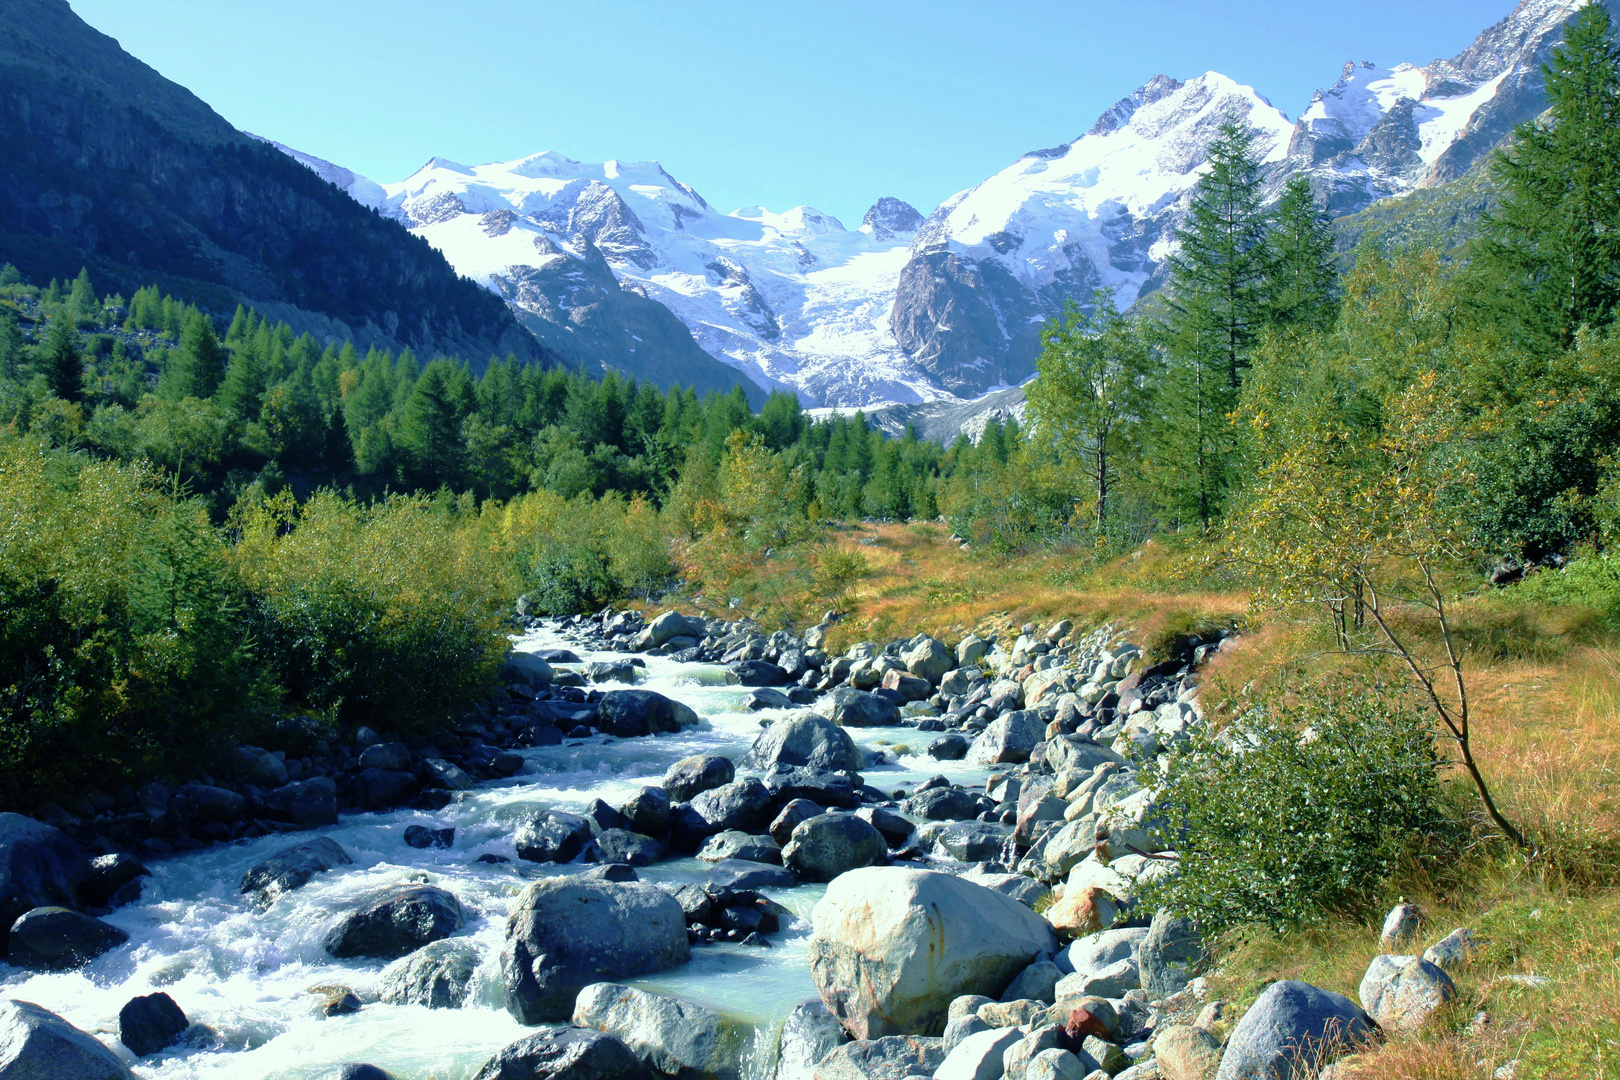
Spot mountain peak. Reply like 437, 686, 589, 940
862, 197, 924, 241
1086, 73, 1186, 137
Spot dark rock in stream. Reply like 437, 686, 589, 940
378, 938, 481, 1008
354, 768, 418, 809
762, 765, 861, 809
782, 813, 887, 882
0, 999, 132, 1079
118, 992, 189, 1056
596, 690, 699, 738
706, 859, 797, 890
404, 825, 455, 849
588, 828, 666, 866
769, 798, 822, 845
0, 813, 88, 930
7, 905, 128, 969
691, 778, 774, 833
618, 786, 672, 836
324, 884, 464, 959
77, 851, 150, 913
661, 755, 735, 802
263, 776, 339, 827
474, 1028, 653, 1080
515, 810, 593, 863
729, 659, 790, 686
241, 837, 353, 900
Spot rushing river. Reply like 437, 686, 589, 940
1, 624, 998, 1080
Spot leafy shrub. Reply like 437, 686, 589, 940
232, 489, 506, 735
527, 544, 620, 615
1510, 553, 1620, 629
490, 489, 674, 614
1136, 678, 1443, 933
814, 547, 870, 602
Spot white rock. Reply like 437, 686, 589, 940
933, 1025, 1022, 1080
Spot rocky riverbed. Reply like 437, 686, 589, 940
0, 608, 1469, 1080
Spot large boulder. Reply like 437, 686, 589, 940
573, 982, 747, 1080
935, 1025, 1022, 1080
648, 610, 704, 647
762, 766, 862, 810
1044, 738, 1125, 779
697, 831, 781, 865
774, 1000, 850, 1080
743, 713, 865, 774
240, 837, 353, 901
901, 787, 980, 821
1215, 981, 1376, 1080
0, 813, 88, 930
813, 688, 901, 727
77, 852, 150, 913
1154, 1025, 1223, 1080
621, 787, 673, 836
812, 1036, 945, 1080
934, 822, 1011, 863
1056, 927, 1148, 976
7, 906, 128, 969
516, 810, 594, 864
966, 712, 1046, 765
663, 756, 737, 802
474, 1028, 654, 1080
118, 992, 189, 1057
505, 650, 557, 685
597, 690, 700, 738
590, 829, 667, 867
501, 877, 689, 1024
691, 778, 774, 833
783, 814, 887, 882
809, 868, 1058, 1039
262, 776, 339, 827
1358, 954, 1455, 1031
379, 938, 482, 1008
730, 660, 790, 687
902, 636, 955, 684
1139, 912, 1205, 1000
323, 885, 464, 959
0, 999, 132, 1080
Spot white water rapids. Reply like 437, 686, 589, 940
0, 625, 998, 1079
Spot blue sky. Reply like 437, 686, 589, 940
72, 0, 1511, 225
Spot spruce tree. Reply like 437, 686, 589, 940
161, 311, 227, 400
397, 360, 467, 489
67, 268, 98, 322
35, 315, 83, 401
1266, 176, 1340, 332
1479, 3, 1620, 350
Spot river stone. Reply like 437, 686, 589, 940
813, 687, 901, 727
620, 787, 673, 836
1045, 885, 1119, 943
1214, 980, 1375, 1080
262, 776, 339, 827
748, 687, 795, 710
783, 814, 886, 883
901, 636, 954, 684
0, 999, 132, 1079
812, 1035, 945, 1080
855, 806, 914, 847
1358, 954, 1455, 1031
1057, 927, 1148, 976
355, 767, 418, 809
1054, 958, 1138, 1000
935, 822, 1011, 863
1422, 927, 1480, 974
501, 877, 689, 1023
961, 869, 1051, 909
692, 778, 774, 833
809, 867, 1058, 1039
474, 1027, 654, 1080
967, 711, 1046, 765
1002, 1023, 1066, 1080
1140, 911, 1204, 1000
1045, 737, 1125, 779
935, 1025, 1021, 1080
240, 837, 353, 901
324, 885, 463, 959
664, 755, 737, 802
929, 735, 969, 761
943, 1015, 990, 1053
597, 690, 700, 738
358, 741, 412, 772
589, 829, 667, 866
774, 1000, 850, 1080
902, 786, 979, 821
1154, 1024, 1222, 1080
573, 982, 746, 1080
1002, 959, 1063, 1003
707, 859, 797, 890
1025, 1048, 1091, 1080
378, 938, 481, 1008
516, 810, 594, 863
505, 650, 557, 685
743, 713, 865, 773
648, 610, 703, 646
0, 814, 88, 930
118, 992, 188, 1056
77, 852, 150, 913
586, 659, 640, 684
731, 659, 791, 687
324, 1067, 393, 1080
7, 906, 128, 969
698, 831, 782, 865
976, 1000, 1047, 1028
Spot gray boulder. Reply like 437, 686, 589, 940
1215, 981, 1376, 1080
573, 982, 746, 1080
1153, 1024, 1223, 1080
809, 868, 1057, 1039
378, 938, 481, 1008
743, 713, 865, 773
934, 1025, 1021, 1080
692, 778, 774, 833
813, 688, 901, 727
812, 1035, 945, 1080
118, 992, 188, 1056
358, 741, 412, 771
590, 829, 667, 866
1358, 954, 1455, 1031
598, 690, 700, 738
1024, 1048, 1091, 1080
501, 877, 689, 1023
1045, 737, 1125, 779
664, 756, 736, 802
707, 859, 797, 891
1001, 1024, 1066, 1080
1001, 959, 1063, 1004
648, 611, 703, 646
354, 768, 418, 809
902, 636, 955, 684
586, 659, 640, 684
1380, 903, 1421, 951
698, 831, 782, 865
731, 660, 791, 687
516, 810, 594, 863
855, 806, 914, 847
0, 813, 88, 929
967, 712, 1046, 765
902, 786, 979, 821
240, 837, 353, 901
262, 776, 339, 827
474, 1028, 654, 1080
960, 870, 1050, 910
234, 745, 289, 787
505, 650, 557, 685
929, 735, 969, 761
770, 799, 823, 845
1057, 927, 1148, 976
783, 814, 886, 883
621, 787, 673, 836
1139, 911, 1204, 1000
323, 885, 464, 959
7, 906, 128, 969
1422, 927, 1479, 974
0, 999, 132, 1079
77, 852, 150, 913
774, 1000, 849, 1080
934, 822, 1012, 863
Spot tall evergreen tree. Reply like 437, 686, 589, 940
0, 310, 22, 381
1266, 176, 1340, 332
35, 314, 83, 401
67, 268, 98, 322
1479, 3, 1620, 350
397, 360, 468, 489
161, 312, 227, 400
218, 333, 269, 420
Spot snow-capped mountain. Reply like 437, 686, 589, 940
265, 0, 1591, 410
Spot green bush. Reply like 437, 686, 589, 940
1136, 678, 1443, 933
526, 544, 620, 615
1510, 553, 1620, 628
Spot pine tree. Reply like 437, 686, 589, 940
67, 268, 98, 322
1266, 176, 1340, 332
35, 315, 83, 401
161, 311, 227, 399
218, 333, 269, 420
397, 360, 467, 489
0, 263, 21, 287
0, 311, 21, 381
1479, 3, 1620, 350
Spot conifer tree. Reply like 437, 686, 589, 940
0, 311, 21, 381
67, 268, 98, 322
161, 311, 227, 400
0, 262, 20, 287
35, 314, 83, 401
397, 360, 467, 489
1266, 176, 1339, 332
218, 333, 269, 420
1479, 3, 1620, 350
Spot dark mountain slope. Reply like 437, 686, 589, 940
0, 0, 544, 364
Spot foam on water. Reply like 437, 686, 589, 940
0, 624, 995, 1078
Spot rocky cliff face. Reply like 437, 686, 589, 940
0, 0, 543, 364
